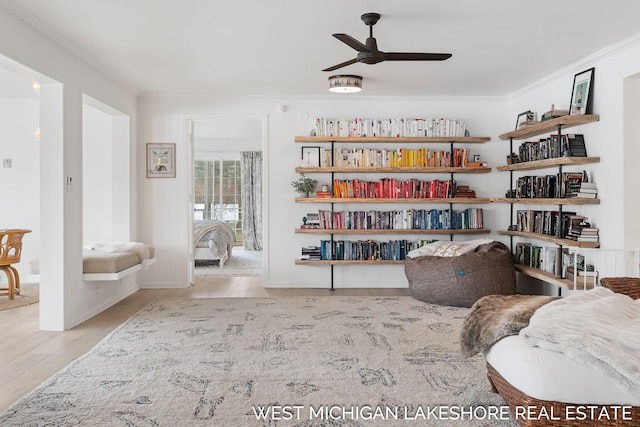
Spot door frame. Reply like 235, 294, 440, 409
184, 114, 268, 284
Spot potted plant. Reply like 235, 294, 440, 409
291, 174, 317, 197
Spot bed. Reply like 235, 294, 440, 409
461, 279, 640, 426
194, 220, 236, 267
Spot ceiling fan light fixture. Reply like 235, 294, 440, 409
328, 75, 362, 93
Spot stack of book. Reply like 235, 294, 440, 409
566, 216, 599, 242
576, 226, 599, 242
301, 246, 321, 260
566, 266, 598, 286
575, 182, 598, 199
454, 185, 476, 198
301, 213, 320, 229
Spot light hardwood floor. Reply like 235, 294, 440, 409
0, 276, 410, 412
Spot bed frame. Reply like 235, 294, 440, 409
486, 277, 640, 427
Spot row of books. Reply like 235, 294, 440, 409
302, 239, 433, 261
514, 244, 599, 284
313, 117, 467, 138
515, 134, 587, 163
332, 178, 460, 199
304, 208, 484, 231
515, 243, 557, 274
511, 172, 585, 198
516, 209, 597, 241
324, 147, 475, 168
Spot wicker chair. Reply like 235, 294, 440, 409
486, 277, 640, 427
0, 229, 31, 300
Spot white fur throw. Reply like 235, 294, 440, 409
84, 242, 151, 261
520, 286, 640, 394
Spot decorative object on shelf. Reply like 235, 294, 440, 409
291, 174, 317, 197
300, 146, 321, 167
328, 75, 362, 93
506, 152, 519, 165
570, 68, 595, 115
146, 143, 176, 178
541, 104, 569, 121
515, 110, 536, 129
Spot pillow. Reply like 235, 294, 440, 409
431, 242, 476, 257
406, 238, 494, 259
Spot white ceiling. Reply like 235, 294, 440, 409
1, 0, 640, 98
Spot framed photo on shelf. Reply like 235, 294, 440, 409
515, 111, 534, 129
569, 67, 595, 115
300, 146, 321, 167
146, 143, 176, 178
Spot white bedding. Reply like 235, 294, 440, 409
486, 336, 640, 405
520, 286, 640, 395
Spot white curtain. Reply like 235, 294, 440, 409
241, 151, 263, 250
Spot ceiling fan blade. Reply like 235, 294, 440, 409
333, 33, 372, 52
383, 52, 452, 61
322, 58, 358, 72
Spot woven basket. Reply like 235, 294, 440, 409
487, 362, 639, 427
600, 277, 640, 300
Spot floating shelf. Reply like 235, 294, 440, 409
496, 157, 600, 172
498, 115, 599, 140
295, 197, 491, 204
491, 197, 599, 205
295, 136, 490, 144
295, 166, 491, 174
498, 230, 600, 248
295, 259, 405, 265
514, 265, 595, 290
295, 228, 490, 235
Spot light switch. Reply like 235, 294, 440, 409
3, 159, 11, 168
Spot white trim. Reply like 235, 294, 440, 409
509, 33, 640, 99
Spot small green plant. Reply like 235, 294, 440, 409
291, 174, 317, 195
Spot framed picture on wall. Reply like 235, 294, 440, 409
300, 146, 321, 167
515, 110, 534, 130
570, 68, 595, 115
146, 143, 176, 178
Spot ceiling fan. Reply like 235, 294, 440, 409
323, 13, 452, 72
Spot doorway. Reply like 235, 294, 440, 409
189, 116, 265, 281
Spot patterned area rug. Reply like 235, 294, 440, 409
195, 248, 262, 276
0, 297, 515, 426
0, 285, 38, 311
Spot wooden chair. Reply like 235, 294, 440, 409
0, 229, 31, 300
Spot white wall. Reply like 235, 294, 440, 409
623, 74, 640, 251
0, 98, 39, 281
83, 103, 113, 241
0, 6, 138, 330
138, 95, 509, 289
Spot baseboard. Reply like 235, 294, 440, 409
140, 281, 189, 289
65, 284, 139, 330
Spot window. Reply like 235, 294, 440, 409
194, 157, 242, 244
